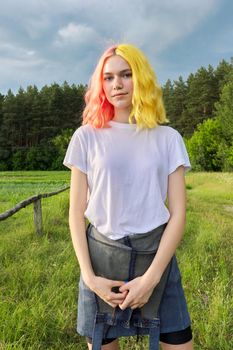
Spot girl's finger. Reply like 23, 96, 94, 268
131, 303, 144, 309
110, 299, 126, 305
109, 292, 127, 301
119, 283, 130, 292
110, 280, 125, 287
119, 296, 132, 310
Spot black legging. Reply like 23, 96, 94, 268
86, 325, 192, 345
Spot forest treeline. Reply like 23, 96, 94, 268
0, 58, 233, 171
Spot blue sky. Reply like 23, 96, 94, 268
0, 0, 233, 94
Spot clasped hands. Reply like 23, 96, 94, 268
89, 275, 159, 310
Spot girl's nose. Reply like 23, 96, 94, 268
113, 77, 123, 90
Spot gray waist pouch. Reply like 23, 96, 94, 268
87, 223, 172, 350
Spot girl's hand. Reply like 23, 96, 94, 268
118, 275, 159, 310
89, 276, 127, 308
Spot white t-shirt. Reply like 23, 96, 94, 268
63, 120, 191, 239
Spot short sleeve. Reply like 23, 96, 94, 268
168, 130, 191, 175
63, 129, 87, 173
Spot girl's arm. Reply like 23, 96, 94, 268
143, 164, 186, 283
69, 166, 94, 286
119, 165, 187, 309
69, 167, 126, 307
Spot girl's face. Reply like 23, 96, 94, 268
102, 55, 133, 112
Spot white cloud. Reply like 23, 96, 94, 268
27, 50, 36, 56
2, 0, 220, 51
0, 56, 45, 70
1, 0, 230, 93
0, 40, 37, 61
55, 23, 100, 46
117, 0, 219, 55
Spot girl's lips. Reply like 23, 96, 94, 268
112, 92, 128, 97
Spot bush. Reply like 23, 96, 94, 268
186, 118, 224, 171
12, 149, 26, 170
25, 142, 57, 170
217, 142, 233, 171
214, 80, 233, 143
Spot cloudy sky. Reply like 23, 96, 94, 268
1, 0, 233, 94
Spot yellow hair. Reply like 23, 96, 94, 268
115, 44, 168, 129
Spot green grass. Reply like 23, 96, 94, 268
0, 171, 232, 349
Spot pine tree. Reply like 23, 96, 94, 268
182, 66, 218, 136
214, 80, 233, 143
1, 90, 17, 169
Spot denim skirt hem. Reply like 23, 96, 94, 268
77, 255, 191, 338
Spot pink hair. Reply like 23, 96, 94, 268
82, 46, 117, 128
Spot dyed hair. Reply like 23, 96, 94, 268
82, 43, 168, 129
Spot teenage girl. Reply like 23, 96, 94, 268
64, 43, 193, 350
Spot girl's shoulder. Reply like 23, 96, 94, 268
154, 125, 182, 142
155, 125, 180, 136
71, 123, 95, 140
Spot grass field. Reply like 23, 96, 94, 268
0, 171, 232, 349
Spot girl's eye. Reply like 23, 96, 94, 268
122, 73, 132, 78
104, 76, 113, 81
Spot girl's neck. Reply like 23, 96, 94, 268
112, 108, 135, 124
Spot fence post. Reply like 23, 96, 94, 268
0, 186, 70, 235
33, 198, 43, 235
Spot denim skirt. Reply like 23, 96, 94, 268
77, 227, 191, 338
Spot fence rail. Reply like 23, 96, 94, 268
0, 186, 70, 235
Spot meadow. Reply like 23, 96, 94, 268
0, 171, 232, 349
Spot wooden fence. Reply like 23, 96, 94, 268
0, 186, 70, 235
